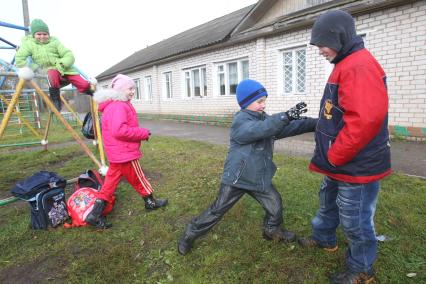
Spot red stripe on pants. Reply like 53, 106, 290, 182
97, 160, 154, 204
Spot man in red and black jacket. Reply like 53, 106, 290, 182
298, 10, 391, 284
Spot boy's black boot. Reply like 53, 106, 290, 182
48, 87, 62, 111
177, 234, 195, 255
331, 269, 375, 284
86, 199, 107, 227
143, 194, 168, 210
263, 228, 296, 242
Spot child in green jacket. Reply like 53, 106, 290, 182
178, 79, 317, 255
15, 19, 95, 111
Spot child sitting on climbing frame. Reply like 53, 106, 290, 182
15, 19, 95, 111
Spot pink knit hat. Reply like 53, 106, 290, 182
110, 74, 135, 92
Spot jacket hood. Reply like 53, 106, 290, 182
93, 89, 128, 103
310, 10, 364, 64
310, 10, 356, 52
93, 89, 129, 112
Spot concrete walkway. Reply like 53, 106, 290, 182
140, 119, 426, 179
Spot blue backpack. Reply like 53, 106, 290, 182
11, 171, 68, 230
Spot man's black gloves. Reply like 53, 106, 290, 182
285, 102, 308, 121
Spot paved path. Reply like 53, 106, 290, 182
140, 119, 426, 179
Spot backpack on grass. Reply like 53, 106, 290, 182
64, 169, 114, 228
29, 187, 68, 229
64, 187, 115, 228
11, 171, 68, 230
11, 171, 66, 200
75, 169, 103, 190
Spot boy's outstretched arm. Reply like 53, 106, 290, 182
274, 117, 318, 139
232, 102, 309, 144
231, 114, 289, 144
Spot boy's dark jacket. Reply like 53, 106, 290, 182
309, 37, 391, 183
221, 109, 317, 191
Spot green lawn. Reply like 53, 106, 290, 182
0, 136, 425, 283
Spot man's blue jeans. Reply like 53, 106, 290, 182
311, 176, 380, 273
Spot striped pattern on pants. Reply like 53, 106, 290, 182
97, 159, 153, 203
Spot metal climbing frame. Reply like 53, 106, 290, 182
0, 20, 106, 171
0, 75, 107, 169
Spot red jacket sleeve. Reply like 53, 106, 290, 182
328, 65, 388, 166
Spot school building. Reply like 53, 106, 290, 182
96, 0, 426, 139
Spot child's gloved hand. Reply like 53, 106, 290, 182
285, 102, 308, 120
55, 61, 65, 75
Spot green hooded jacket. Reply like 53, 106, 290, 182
15, 35, 78, 75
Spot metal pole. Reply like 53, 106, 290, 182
0, 79, 25, 138
91, 99, 106, 167
29, 80, 102, 168
0, 94, 42, 139
22, 0, 30, 35
61, 94, 83, 126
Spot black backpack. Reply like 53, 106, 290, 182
11, 171, 68, 230
29, 187, 69, 229
11, 171, 66, 200
81, 112, 100, 139
75, 169, 104, 191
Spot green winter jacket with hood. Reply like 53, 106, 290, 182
15, 35, 79, 75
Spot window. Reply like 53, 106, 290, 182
144, 76, 152, 102
183, 66, 207, 98
162, 72, 172, 99
282, 48, 306, 95
133, 79, 141, 100
215, 58, 249, 96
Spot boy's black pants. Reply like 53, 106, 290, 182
183, 184, 283, 239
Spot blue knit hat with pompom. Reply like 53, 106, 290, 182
236, 79, 268, 109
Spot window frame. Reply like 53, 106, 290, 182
162, 71, 173, 100
182, 65, 207, 98
213, 58, 249, 96
280, 46, 307, 96
144, 75, 153, 102
133, 78, 142, 101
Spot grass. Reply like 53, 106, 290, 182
0, 112, 81, 148
0, 136, 425, 283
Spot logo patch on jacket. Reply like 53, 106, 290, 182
324, 99, 333, 120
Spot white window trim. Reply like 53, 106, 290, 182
162, 71, 173, 100
133, 78, 142, 101
213, 57, 249, 97
181, 66, 207, 99
144, 75, 153, 102
277, 44, 308, 96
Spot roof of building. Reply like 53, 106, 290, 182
96, 0, 414, 80
97, 4, 255, 79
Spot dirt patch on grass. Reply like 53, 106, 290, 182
143, 170, 163, 184
0, 255, 68, 284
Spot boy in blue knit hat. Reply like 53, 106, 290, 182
178, 79, 318, 255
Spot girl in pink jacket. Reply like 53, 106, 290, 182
86, 74, 167, 228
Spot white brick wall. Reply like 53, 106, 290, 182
99, 1, 426, 128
